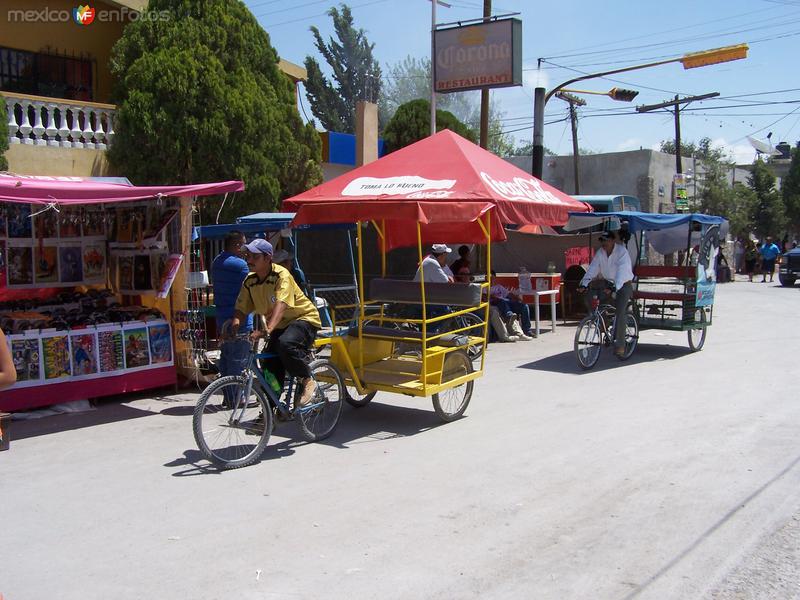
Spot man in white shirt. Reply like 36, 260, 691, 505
414, 244, 455, 283
578, 230, 635, 357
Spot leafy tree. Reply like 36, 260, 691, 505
107, 0, 322, 222
304, 4, 382, 134
748, 158, 786, 238
728, 183, 757, 239
380, 55, 514, 156
510, 141, 555, 157
0, 98, 8, 171
382, 99, 475, 153
782, 142, 800, 235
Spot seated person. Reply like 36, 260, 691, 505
489, 270, 533, 340
412, 243, 454, 322
487, 305, 518, 343
449, 245, 472, 281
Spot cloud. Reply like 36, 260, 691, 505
709, 137, 755, 164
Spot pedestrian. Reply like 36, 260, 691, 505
272, 248, 309, 296
211, 231, 253, 397
758, 236, 781, 283
744, 240, 758, 282
733, 238, 745, 274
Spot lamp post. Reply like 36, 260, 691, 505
531, 43, 748, 179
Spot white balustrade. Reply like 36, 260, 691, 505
2, 94, 116, 149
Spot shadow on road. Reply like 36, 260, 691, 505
519, 342, 697, 374
10, 401, 157, 441
167, 400, 444, 475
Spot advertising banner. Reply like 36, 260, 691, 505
434, 18, 522, 93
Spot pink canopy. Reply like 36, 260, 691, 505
0, 174, 244, 204
284, 130, 590, 249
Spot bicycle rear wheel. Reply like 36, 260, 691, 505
432, 350, 474, 422
295, 358, 345, 442
617, 311, 639, 360
687, 308, 707, 351
574, 315, 602, 370
193, 375, 272, 469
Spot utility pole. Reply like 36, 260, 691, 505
636, 92, 720, 174
479, 0, 491, 149
556, 91, 586, 194
430, 0, 437, 136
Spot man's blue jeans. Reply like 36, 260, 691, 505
492, 299, 532, 335
218, 339, 251, 407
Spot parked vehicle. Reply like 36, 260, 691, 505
778, 246, 800, 286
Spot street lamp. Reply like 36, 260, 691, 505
561, 87, 639, 102
531, 43, 749, 179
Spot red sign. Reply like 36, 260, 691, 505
565, 246, 593, 269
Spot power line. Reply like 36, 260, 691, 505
264, 0, 395, 28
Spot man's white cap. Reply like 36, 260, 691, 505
431, 243, 452, 254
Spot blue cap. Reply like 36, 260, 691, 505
243, 239, 273, 256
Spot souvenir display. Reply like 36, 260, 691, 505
0, 241, 6, 288
42, 335, 71, 379
82, 243, 106, 283
7, 246, 33, 285
11, 338, 40, 382
148, 323, 172, 364
156, 254, 183, 298
83, 207, 106, 237
98, 329, 124, 372
124, 327, 150, 368
59, 208, 82, 238
35, 246, 59, 284
7, 204, 32, 238
35, 210, 59, 239
133, 254, 153, 291
58, 245, 83, 283
118, 256, 134, 291
70, 333, 97, 376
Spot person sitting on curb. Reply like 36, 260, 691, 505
487, 305, 519, 343
489, 270, 533, 340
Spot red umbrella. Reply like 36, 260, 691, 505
284, 129, 590, 250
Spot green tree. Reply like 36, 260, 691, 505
782, 142, 800, 235
107, 0, 321, 222
380, 55, 514, 156
304, 4, 382, 134
748, 158, 786, 238
0, 97, 8, 171
382, 99, 475, 153
510, 141, 555, 157
728, 183, 757, 238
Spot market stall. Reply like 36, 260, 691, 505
0, 174, 244, 411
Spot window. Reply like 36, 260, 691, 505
0, 46, 94, 101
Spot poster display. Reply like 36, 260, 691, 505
7, 246, 33, 285
10, 338, 41, 383
35, 246, 59, 284
98, 328, 124, 373
124, 326, 150, 369
70, 332, 98, 376
42, 335, 71, 380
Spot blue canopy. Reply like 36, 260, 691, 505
192, 212, 354, 240
564, 210, 726, 233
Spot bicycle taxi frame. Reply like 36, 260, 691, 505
564, 210, 728, 352
282, 130, 591, 421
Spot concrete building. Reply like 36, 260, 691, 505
0, 0, 306, 177
508, 149, 749, 214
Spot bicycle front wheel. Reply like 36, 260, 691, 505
574, 315, 602, 370
296, 359, 345, 442
193, 375, 272, 469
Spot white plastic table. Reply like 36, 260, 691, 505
530, 289, 558, 337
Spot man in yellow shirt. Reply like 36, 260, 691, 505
230, 239, 321, 406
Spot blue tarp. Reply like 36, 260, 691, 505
564, 210, 726, 233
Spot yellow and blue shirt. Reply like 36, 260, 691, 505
234, 264, 321, 330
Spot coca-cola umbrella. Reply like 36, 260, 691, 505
284, 129, 590, 250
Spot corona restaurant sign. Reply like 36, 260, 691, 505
434, 18, 522, 93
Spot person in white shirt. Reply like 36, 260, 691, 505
577, 230, 635, 356
414, 243, 455, 283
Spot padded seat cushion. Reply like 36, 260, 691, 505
369, 278, 481, 306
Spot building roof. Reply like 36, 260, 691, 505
278, 59, 307, 83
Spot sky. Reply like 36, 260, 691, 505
244, 0, 799, 164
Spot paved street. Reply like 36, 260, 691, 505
2, 279, 799, 600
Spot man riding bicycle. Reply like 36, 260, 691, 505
577, 230, 634, 357
229, 239, 321, 407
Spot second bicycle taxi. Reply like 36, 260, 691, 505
284, 130, 591, 422
564, 210, 728, 356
